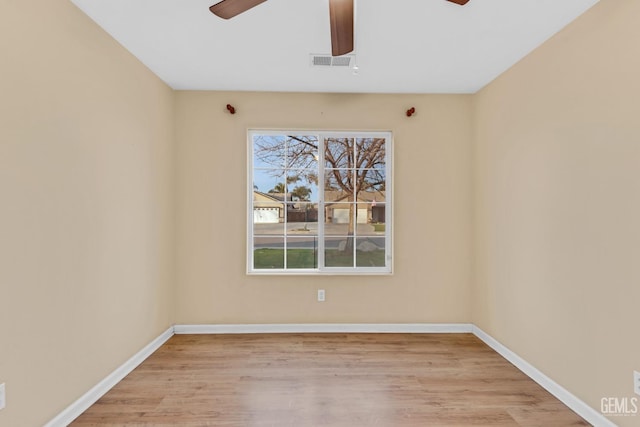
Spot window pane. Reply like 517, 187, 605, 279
325, 203, 354, 228
356, 221, 377, 236
286, 135, 319, 169
253, 237, 284, 269
355, 137, 386, 169
325, 222, 350, 236
286, 203, 318, 228
288, 173, 318, 203
254, 135, 286, 169
356, 237, 386, 267
325, 137, 355, 169
286, 236, 318, 269
253, 201, 284, 234
325, 170, 354, 203
253, 169, 285, 195
357, 168, 386, 194
370, 203, 386, 227
324, 237, 354, 267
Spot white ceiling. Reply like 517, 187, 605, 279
70, 0, 599, 94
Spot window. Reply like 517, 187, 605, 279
249, 131, 392, 274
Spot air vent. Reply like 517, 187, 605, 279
313, 56, 333, 66
331, 56, 351, 67
310, 54, 356, 68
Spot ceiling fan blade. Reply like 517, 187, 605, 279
446, 0, 470, 5
329, 0, 354, 56
209, 0, 268, 19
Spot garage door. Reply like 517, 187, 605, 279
254, 208, 279, 223
333, 208, 368, 224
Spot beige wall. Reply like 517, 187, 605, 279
0, 1, 174, 426
472, 0, 640, 425
174, 91, 473, 324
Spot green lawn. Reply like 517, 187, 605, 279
373, 223, 386, 232
254, 248, 385, 269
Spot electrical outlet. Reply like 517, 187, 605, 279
0, 383, 6, 410
634, 371, 640, 396
317, 289, 325, 302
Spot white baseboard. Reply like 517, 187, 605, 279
44, 326, 175, 427
46, 323, 613, 427
173, 323, 474, 334
472, 326, 616, 427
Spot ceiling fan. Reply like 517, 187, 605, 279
209, 0, 470, 57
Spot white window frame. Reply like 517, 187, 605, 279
248, 130, 393, 275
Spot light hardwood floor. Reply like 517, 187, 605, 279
71, 334, 590, 426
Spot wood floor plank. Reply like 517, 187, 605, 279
71, 334, 590, 426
